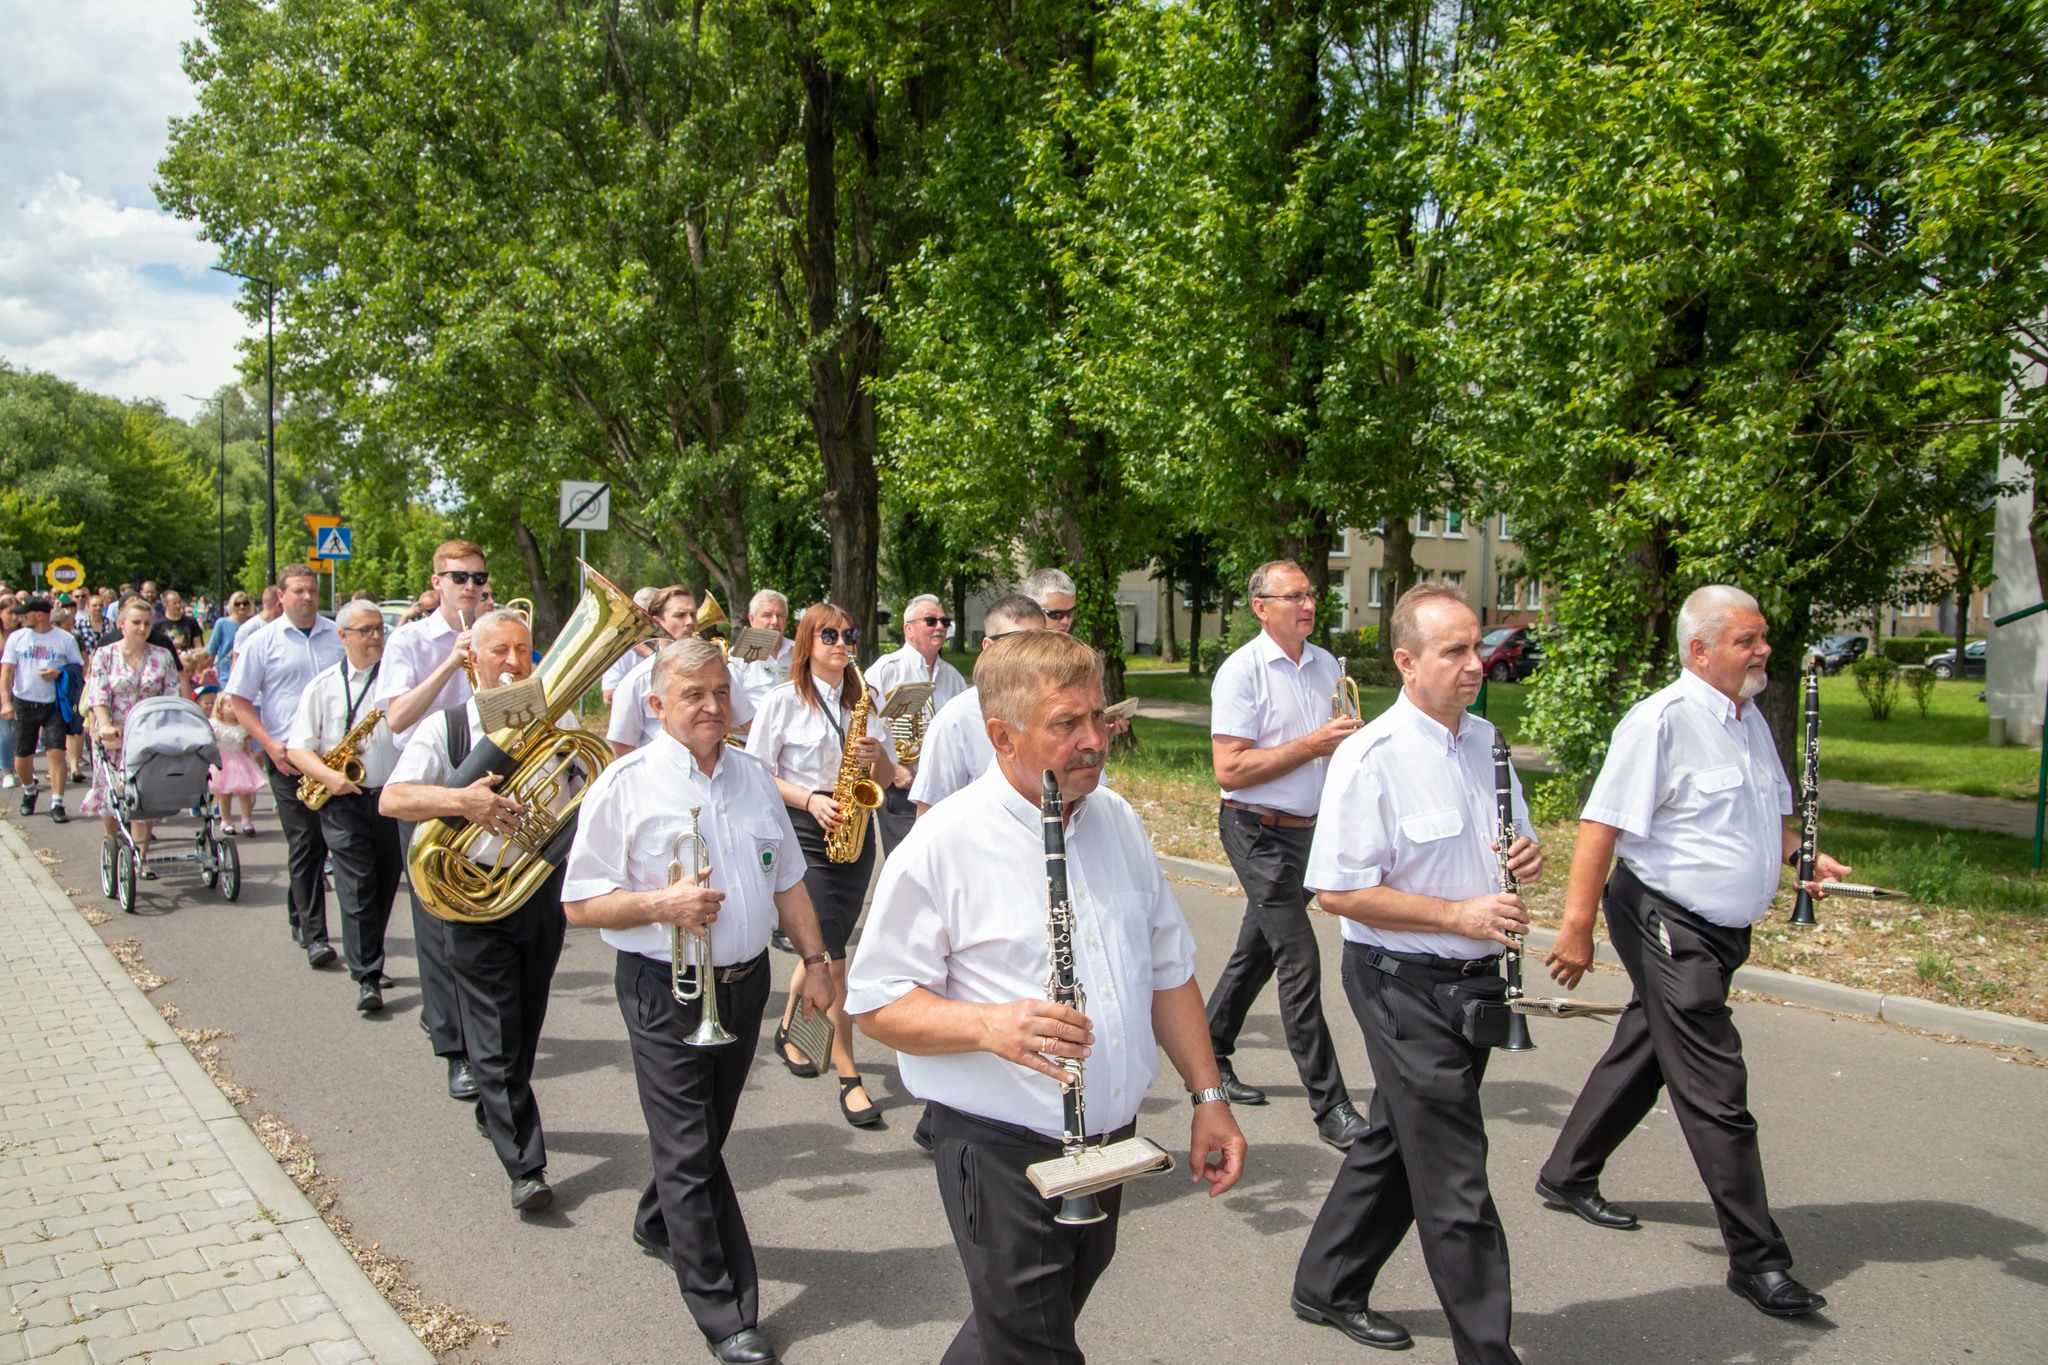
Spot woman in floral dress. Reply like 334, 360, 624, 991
83, 598, 182, 874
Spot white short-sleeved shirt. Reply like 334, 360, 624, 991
606, 651, 755, 750
3, 627, 83, 703
229, 613, 280, 666
1307, 691, 1534, 959
286, 659, 400, 789
376, 612, 473, 749
388, 700, 588, 866
602, 646, 649, 697
906, 686, 990, 808
226, 615, 346, 738
1210, 630, 1344, 818
845, 767, 1198, 1140
744, 678, 896, 792
863, 645, 969, 723
562, 732, 806, 966
1581, 668, 1795, 927
739, 638, 795, 707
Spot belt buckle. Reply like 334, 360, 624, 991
1460, 957, 1491, 976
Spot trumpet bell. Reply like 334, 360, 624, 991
696, 591, 730, 634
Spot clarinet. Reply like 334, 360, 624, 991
1041, 769, 1106, 1226
1493, 734, 1535, 1052
1790, 658, 1822, 926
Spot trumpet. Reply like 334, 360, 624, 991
669, 806, 736, 1046
1333, 655, 1362, 721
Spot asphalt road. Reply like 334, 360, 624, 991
19, 795, 2048, 1365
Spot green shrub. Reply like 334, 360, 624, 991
1852, 656, 1901, 720
1890, 831, 1973, 905
1347, 653, 1400, 688
1902, 666, 1938, 718
1525, 776, 1582, 826
1915, 629, 1948, 639
1877, 637, 1944, 666
1913, 949, 1955, 985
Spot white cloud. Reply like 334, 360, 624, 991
0, 1, 251, 413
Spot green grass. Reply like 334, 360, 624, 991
1810, 810, 2048, 918
1121, 671, 1217, 706
1811, 675, 2031, 799
1121, 671, 1533, 744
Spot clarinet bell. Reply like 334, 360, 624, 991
1054, 1193, 1107, 1226
1502, 1009, 1536, 1052
1789, 886, 1818, 927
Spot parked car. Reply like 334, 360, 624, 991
1805, 633, 1868, 674
1925, 640, 1985, 680
1480, 626, 1544, 683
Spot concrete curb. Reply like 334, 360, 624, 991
1158, 846, 2048, 1057
1, 822, 435, 1365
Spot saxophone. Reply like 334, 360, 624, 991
823, 663, 884, 864
297, 707, 385, 812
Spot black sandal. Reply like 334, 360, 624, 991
774, 1025, 819, 1079
838, 1075, 882, 1128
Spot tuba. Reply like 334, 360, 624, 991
410, 565, 657, 923
823, 663, 884, 863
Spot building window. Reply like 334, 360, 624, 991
1525, 580, 1543, 610
1443, 509, 1465, 538
1366, 568, 1384, 608
1498, 514, 1514, 541
1415, 514, 1435, 538
1443, 570, 1466, 591
1332, 527, 1351, 557
1331, 568, 1350, 614
1497, 571, 1519, 611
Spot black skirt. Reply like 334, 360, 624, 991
789, 804, 875, 959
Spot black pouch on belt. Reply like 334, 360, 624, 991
1434, 975, 1511, 1049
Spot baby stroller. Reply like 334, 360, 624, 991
93, 695, 242, 914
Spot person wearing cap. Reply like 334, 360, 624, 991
2, 598, 85, 823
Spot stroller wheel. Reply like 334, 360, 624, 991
200, 835, 219, 889
100, 837, 118, 899
116, 848, 138, 915
217, 839, 241, 902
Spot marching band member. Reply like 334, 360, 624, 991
1205, 560, 1366, 1147
1292, 583, 1537, 1364
906, 595, 1046, 815
737, 589, 794, 708
564, 638, 833, 1365
848, 630, 1247, 1365
285, 600, 402, 1013
862, 593, 966, 852
1021, 567, 1077, 633
746, 603, 896, 1126
380, 609, 573, 1214
227, 566, 345, 965
1539, 585, 1846, 1319
607, 587, 754, 755
377, 539, 488, 1102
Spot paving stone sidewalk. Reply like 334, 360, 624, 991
0, 822, 430, 1365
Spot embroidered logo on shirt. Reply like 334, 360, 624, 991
758, 840, 776, 877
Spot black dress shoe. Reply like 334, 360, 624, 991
770, 929, 795, 954
307, 942, 338, 969
1291, 1291, 1413, 1350
1317, 1101, 1370, 1150
356, 980, 384, 1013
1216, 1065, 1268, 1106
632, 1228, 674, 1266
447, 1057, 480, 1101
1727, 1269, 1826, 1317
377, 973, 395, 989
509, 1173, 553, 1211
1535, 1175, 1639, 1230
709, 1327, 777, 1363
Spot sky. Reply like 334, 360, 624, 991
0, 2, 247, 417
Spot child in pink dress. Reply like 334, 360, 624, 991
199, 686, 263, 834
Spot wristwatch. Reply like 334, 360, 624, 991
1189, 1086, 1230, 1108
801, 953, 830, 969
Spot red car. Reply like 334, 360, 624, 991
1480, 627, 1544, 682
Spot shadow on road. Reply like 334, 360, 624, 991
755, 1241, 968, 1340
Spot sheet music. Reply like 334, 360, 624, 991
880, 682, 936, 721
1104, 697, 1141, 721
730, 627, 783, 663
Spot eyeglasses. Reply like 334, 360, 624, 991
1254, 592, 1318, 606
816, 627, 860, 646
913, 615, 954, 629
983, 629, 1025, 644
343, 624, 386, 636
1043, 608, 1074, 622
438, 570, 490, 586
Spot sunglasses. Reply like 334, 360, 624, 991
1043, 608, 1074, 622
913, 615, 954, 629
438, 570, 490, 586
816, 627, 860, 646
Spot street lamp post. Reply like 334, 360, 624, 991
182, 393, 228, 603
210, 266, 277, 585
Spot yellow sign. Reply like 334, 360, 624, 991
45, 558, 85, 592
305, 513, 343, 536
306, 547, 333, 574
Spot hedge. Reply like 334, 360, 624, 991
1877, 637, 1949, 666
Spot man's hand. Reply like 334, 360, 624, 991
263, 736, 300, 777
1500, 835, 1544, 885
654, 866, 724, 934
1544, 922, 1596, 990
447, 628, 473, 668
319, 773, 362, 798
1303, 715, 1363, 759
1804, 851, 1853, 897
892, 763, 915, 790
1189, 1102, 1247, 1197
1449, 891, 1528, 949
795, 967, 834, 1021
36, 666, 59, 682
978, 999, 1092, 1083
0, 701, 12, 721
454, 773, 523, 834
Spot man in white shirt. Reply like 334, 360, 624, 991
286, 600, 402, 1013
380, 609, 576, 1215
565, 638, 833, 1365
1292, 583, 1540, 1363
849, 630, 1246, 1365
864, 593, 968, 852
607, 586, 758, 755
228, 567, 346, 964
1205, 559, 1366, 1148
737, 589, 794, 707
2, 597, 85, 822
1021, 567, 1077, 633
376, 538, 490, 1098
906, 595, 1046, 814
1539, 585, 1848, 1320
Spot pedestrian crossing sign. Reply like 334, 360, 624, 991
315, 526, 353, 560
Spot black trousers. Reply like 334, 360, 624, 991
397, 820, 465, 1060
930, 1102, 1129, 1365
1206, 809, 1349, 1117
876, 783, 917, 854
318, 791, 399, 983
268, 768, 330, 948
1542, 861, 1791, 1275
446, 873, 566, 1181
619, 950, 772, 1344
1296, 944, 1520, 1365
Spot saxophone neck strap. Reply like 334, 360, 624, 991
341, 660, 379, 730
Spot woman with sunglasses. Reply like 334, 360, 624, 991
746, 603, 897, 1127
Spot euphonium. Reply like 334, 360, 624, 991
1333, 655, 1362, 721
296, 707, 384, 812
670, 807, 736, 1046
410, 565, 657, 923
823, 663, 884, 864
695, 590, 734, 661
889, 701, 932, 765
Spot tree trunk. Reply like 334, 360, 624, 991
1186, 549, 1204, 675
950, 571, 969, 653
1160, 572, 1178, 662
507, 506, 566, 645
1376, 515, 1417, 658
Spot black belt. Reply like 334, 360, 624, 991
1220, 798, 1317, 829
1361, 945, 1501, 988
641, 948, 764, 985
